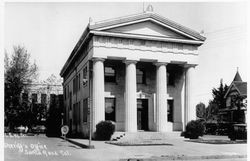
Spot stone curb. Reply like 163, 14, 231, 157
120, 154, 247, 161
59, 137, 89, 148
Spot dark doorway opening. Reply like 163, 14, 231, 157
137, 99, 149, 131
167, 100, 174, 122
105, 98, 116, 122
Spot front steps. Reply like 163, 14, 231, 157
111, 131, 182, 142
111, 132, 126, 141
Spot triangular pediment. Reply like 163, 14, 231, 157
104, 21, 190, 39
89, 12, 206, 41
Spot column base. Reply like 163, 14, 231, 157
156, 122, 173, 132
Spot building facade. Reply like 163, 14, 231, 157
60, 10, 205, 136
219, 71, 247, 124
21, 74, 63, 109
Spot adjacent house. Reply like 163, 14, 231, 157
219, 71, 247, 124
60, 8, 206, 136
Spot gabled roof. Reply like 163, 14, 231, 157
233, 71, 242, 82
224, 71, 247, 98
233, 82, 247, 96
224, 82, 247, 98
60, 11, 206, 77
89, 12, 206, 41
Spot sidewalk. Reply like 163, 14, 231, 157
65, 133, 247, 161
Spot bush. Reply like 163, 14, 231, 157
180, 131, 185, 137
204, 123, 233, 136
184, 119, 205, 139
228, 124, 247, 141
95, 121, 115, 140
204, 123, 217, 135
217, 123, 231, 135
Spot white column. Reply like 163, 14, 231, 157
124, 60, 137, 132
92, 58, 105, 131
155, 62, 168, 132
185, 65, 196, 125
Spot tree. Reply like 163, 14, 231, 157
4, 45, 38, 131
205, 100, 219, 122
196, 102, 206, 119
211, 80, 229, 110
204, 80, 229, 123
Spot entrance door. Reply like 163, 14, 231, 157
167, 100, 174, 122
137, 99, 148, 131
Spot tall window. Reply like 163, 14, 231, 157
105, 98, 116, 121
83, 66, 88, 86
105, 66, 116, 82
73, 103, 77, 127
67, 85, 69, 99
50, 94, 56, 105
64, 87, 66, 100
69, 92, 72, 110
78, 73, 80, 91
41, 94, 47, 105
22, 93, 28, 102
73, 78, 76, 94
136, 68, 146, 84
167, 72, 174, 86
83, 99, 88, 123
32, 93, 37, 103
76, 75, 78, 92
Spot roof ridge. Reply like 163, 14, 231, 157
92, 12, 147, 26
89, 11, 205, 41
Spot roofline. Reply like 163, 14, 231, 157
90, 30, 204, 45
90, 12, 206, 41
60, 26, 90, 77
60, 12, 206, 77
224, 82, 245, 98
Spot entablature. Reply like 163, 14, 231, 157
92, 35, 199, 56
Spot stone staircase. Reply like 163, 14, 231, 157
111, 132, 126, 141
110, 131, 181, 144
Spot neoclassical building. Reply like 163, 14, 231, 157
60, 9, 206, 136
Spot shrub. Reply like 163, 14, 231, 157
184, 119, 205, 139
204, 123, 217, 135
228, 124, 247, 141
95, 121, 115, 140
180, 131, 185, 137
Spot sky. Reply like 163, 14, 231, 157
4, 1, 248, 105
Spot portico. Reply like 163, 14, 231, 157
60, 10, 205, 136
90, 57, 198, 132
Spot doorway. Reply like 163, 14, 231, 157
137, 99, 149, 131
167, 100, 174, 122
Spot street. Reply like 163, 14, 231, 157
4, 134, 90, 161
4, 134, 247, 161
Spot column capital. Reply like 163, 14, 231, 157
154, 62, 168, 66
123, 59, 137, 65
92, 57, 105, 62
184, 64, 197, 68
